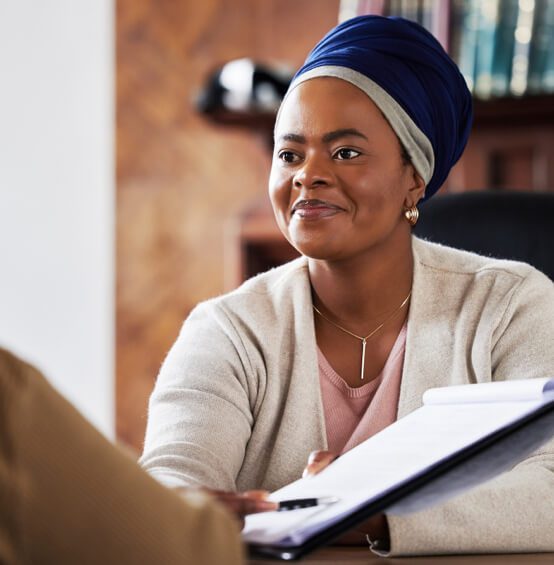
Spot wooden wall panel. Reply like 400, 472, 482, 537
116, 0, 340, 450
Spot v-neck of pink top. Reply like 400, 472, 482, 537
317, 322, 407, 455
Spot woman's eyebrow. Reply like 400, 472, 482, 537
322, 128, 368, 143
277, 133, 305, 144
276, 128, 368, 145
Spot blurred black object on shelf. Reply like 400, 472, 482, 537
196, 58, 292, 132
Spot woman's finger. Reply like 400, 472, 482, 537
232, 493, 278, 515
197, 488, 278, 519
302, 450, 338, 478
242, 489, 273, 500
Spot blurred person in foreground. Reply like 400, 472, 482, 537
0, 347, 277, 564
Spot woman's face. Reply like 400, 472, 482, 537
269, 77, 425, 261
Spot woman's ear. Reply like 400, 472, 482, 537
405, 169, 426, 207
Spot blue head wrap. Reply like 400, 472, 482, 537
286, 15, 473, 200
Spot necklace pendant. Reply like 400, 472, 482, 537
312, 289, 412, 382
360, 338, 367, 380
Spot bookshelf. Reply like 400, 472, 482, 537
219, 0, 554, 288
341, 0, 554, 99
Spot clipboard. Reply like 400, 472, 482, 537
244, 379, 554, 561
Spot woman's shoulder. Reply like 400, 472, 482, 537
412, 236, 552, 286
195, 256, 310, 318
233, 256, 309, 295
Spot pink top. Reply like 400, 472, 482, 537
318, 323, 407, 455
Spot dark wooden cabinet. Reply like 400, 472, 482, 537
447, 94, 554, 193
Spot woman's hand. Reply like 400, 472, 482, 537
302, 450, 390, 549
178, 488, 278, 529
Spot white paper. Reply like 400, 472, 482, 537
423, 377, 554, 405
243, 378, 554, 548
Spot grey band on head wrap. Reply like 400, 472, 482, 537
279, 65, 435, 188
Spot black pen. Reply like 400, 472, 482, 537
277, 496, 340, 511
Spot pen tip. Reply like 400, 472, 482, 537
320, 496, 340, 504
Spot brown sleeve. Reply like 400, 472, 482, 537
0, 348, 244, 565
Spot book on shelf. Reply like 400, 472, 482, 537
453, 0, 480, 92
509, 0, 536, 96
468, 0, 519, 98
350, 0, 436, 33
542, 38, 554, 93
473, 0, 499, 98
244, 378, 554, 561
490, 0, 519, 97
448, 0, 466, 67
418, 0, 434, 32
382, 0, 436, 33
528, 0, 554, 94
398, 0, 420, 24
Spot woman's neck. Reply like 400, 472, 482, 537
308, 236, 414, 328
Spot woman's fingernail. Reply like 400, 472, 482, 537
307, 451, 319, 464
243, 490, 270, 500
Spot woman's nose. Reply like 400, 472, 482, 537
293, 154, 333, 189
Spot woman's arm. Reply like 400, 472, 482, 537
140, 301, 258, 491
386, 268, 554, 556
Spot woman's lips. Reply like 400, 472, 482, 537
291, 199, 343, 220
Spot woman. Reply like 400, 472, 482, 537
140, 16, 554, 555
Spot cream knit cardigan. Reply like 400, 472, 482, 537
141, 237, 554, 555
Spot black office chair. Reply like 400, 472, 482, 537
413, 191, 554, 281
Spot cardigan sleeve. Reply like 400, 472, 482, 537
492, 267, 554, 380
140, 300, 257, 492
385, 267, 554, 556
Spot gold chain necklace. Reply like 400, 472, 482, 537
313, 290, 412, 380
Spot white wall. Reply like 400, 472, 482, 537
0, 1, 115, 437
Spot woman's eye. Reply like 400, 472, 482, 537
335, 148, 361, 160
278, 150, 300, 163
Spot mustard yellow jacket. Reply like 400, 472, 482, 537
0, 349, 243, 564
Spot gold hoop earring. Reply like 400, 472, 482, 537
404, 205, 419, 226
